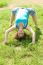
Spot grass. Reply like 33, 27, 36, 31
0, 0, 14, 7
0, 2, 8, 7
0, 4, 43, 65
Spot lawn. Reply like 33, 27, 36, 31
0, 0, 14, 7
0, 4, 43, 65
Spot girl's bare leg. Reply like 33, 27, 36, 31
4, 24, 16, 44
26, 26, 35, 44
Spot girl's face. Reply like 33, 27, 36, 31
17, 23, 24, 38
18, 28, 24, 38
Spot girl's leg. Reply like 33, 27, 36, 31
4, 24, 16, 44
26, 26, 35, 44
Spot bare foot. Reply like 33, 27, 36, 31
3, 41, 8, 45
32, 41, 35, 44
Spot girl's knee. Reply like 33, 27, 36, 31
5, 29, 9, 33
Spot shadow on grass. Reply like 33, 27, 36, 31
35, 28, 42, 43
8, 34, 32, 47
7, 28, 42, 48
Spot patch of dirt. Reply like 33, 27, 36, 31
0, 0, 43, 11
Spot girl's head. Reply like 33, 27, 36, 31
17, 28, 24, 38
17, 23, 24, 38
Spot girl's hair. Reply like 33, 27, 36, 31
15, 32, 26, 40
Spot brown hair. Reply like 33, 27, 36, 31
15, 32, 27, 39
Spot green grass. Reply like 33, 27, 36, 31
0, 2, 8, 7
0, 0, 14, 7
0, 5, 43, 65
